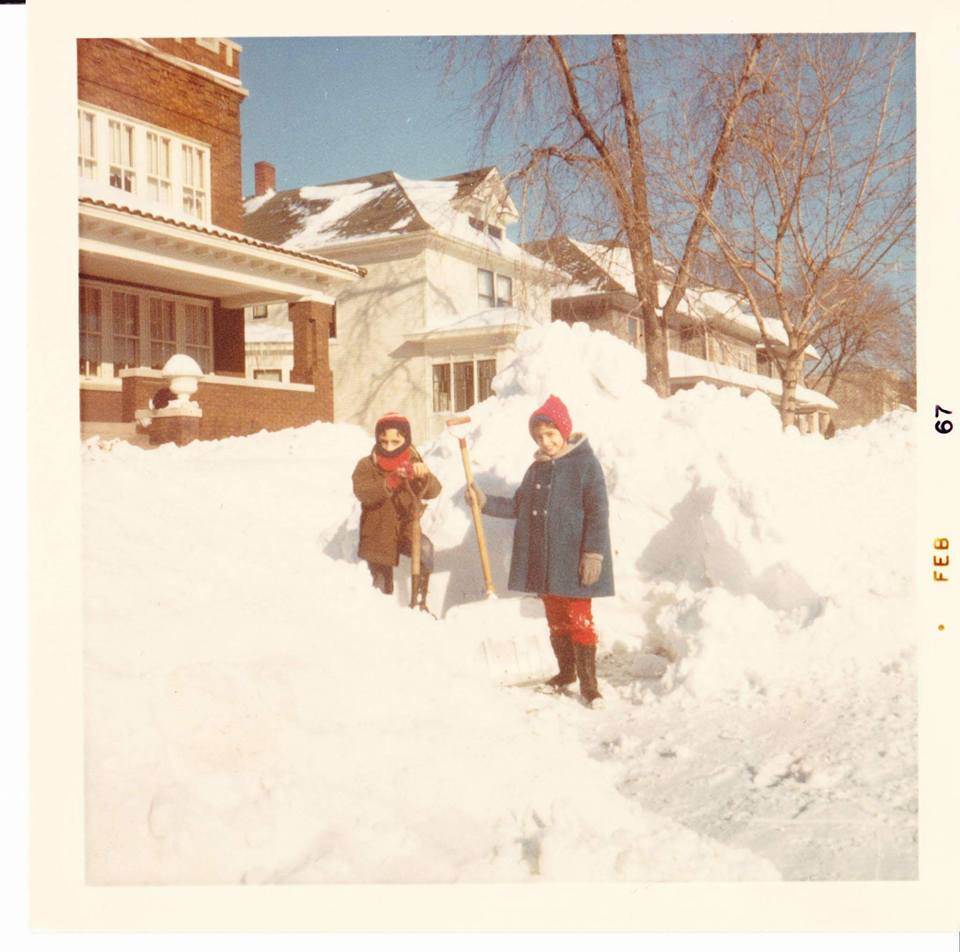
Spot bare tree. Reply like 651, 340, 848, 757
444, 35, 768, 397
804, 273, 912, 397
693, 34, 915, 425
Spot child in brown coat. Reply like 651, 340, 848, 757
352, 411, 442, 600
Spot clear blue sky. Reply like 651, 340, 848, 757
237, 36, 499, 195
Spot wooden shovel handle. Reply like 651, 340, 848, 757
458, 439, 495, 596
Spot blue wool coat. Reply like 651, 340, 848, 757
482, 434, 615, 598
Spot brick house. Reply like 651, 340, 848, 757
525, 237, 838, 433
77, 38, 363, 444
241, 164, 562, 441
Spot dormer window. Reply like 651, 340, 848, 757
468, 216, 504, 240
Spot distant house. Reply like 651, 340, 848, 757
525, 237, 838, 433
815, 368, 906, 430
241, 164, 562, 440
77, 38, 363, 444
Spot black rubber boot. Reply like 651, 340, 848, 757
546, 635, 577, 690
573, 643, 603, 707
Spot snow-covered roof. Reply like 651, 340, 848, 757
525, 237, 819, 359
241, 167, 551, 271
669, 351, 837, 410
78, 187, 365, 277
405, 305, 538, 341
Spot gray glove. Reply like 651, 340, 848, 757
579, 552, 603, 586
464, 483, 487, 510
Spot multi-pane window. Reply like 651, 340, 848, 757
111, 291, 141, 370
477, 358, 497, 403
477, 268, 513, 308
432, 364, 452, 413
432, 357, 497, 413
250, 304, 268, 319
182, 144, 207, 219
77, 110, 96, 180
146, 132, 173, 205
79, 285, 102, 376
183, 302, 212, 369
679, 326, 705, 359
78, 104, 212, 222
108, 119, 136, 193
453, 361, 475, 413
149, 298, 177, 369
80, 281, 214, 379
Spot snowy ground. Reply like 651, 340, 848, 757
82, 322, 916, 883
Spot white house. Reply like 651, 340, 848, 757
525, 237, 838, 432
241, 165, 562, 440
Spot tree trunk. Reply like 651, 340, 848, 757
779, 353, 804, 428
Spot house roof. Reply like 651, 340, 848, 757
78, 196, 366, 277
241, 166, 542, 267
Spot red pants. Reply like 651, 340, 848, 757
540, 595, 597, 646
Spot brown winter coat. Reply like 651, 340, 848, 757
352, 448, 442, 566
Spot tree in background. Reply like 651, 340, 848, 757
445, 34, 768, 397
691, 34, 915, 426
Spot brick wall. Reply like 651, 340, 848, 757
146, 38, 241, 81
95, 372, 334, 440
80, 387, 123, 422
77, 39, 245, 231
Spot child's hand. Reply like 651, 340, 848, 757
464, 483, 487, 510
411, 462, 428, 479
579, 553, 603, 586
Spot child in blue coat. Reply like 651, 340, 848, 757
467, 395, 614, 707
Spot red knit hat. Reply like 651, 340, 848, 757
375, 410, 412, 446
529, 395, 572, 442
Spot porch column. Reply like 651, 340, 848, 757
289, 300, 335, 419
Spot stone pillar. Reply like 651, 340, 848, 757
289, 300, 335, 420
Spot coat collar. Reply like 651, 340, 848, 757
533, 432, 589, 463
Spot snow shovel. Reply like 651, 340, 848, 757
446, 416, 554, 686
402, 477, 432, 615
445, 415, 495, 597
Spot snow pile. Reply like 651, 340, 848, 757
82, 320, 915, 883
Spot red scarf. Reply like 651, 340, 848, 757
374, 445, 411, 472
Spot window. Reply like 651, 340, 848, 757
627, 317, 639, 345
183, 302, 212, 369
478, 269, 495, 308
254, 369, 283, 382
453, 361, 475, 413
478, 268, 513, 308
108, 119, 136, 193
146, 132, 172, 205
149, 298, 177, 370
433, 357, 497, 413
78, 105, 213, 222
77, 109, 96, 180
250, 304, 268, 319
79, 285, 102, 376
111, 291, 141, 370
79, 281, 214, 379
432, 364, 452, 413
488, 224, 503, 240
679, 327, 704, 359
182, 144, 207, 219
477, 359, 497, 402
468, 216, 484, 233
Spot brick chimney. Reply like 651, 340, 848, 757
254, 161, 276, 196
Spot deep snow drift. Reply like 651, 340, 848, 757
82, 321, 916, 883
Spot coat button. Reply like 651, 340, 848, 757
535, 483, 541, 489
532, 509, 538, 515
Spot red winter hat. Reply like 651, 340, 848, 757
529, 394, 572, 442
375, 410, 412, 446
